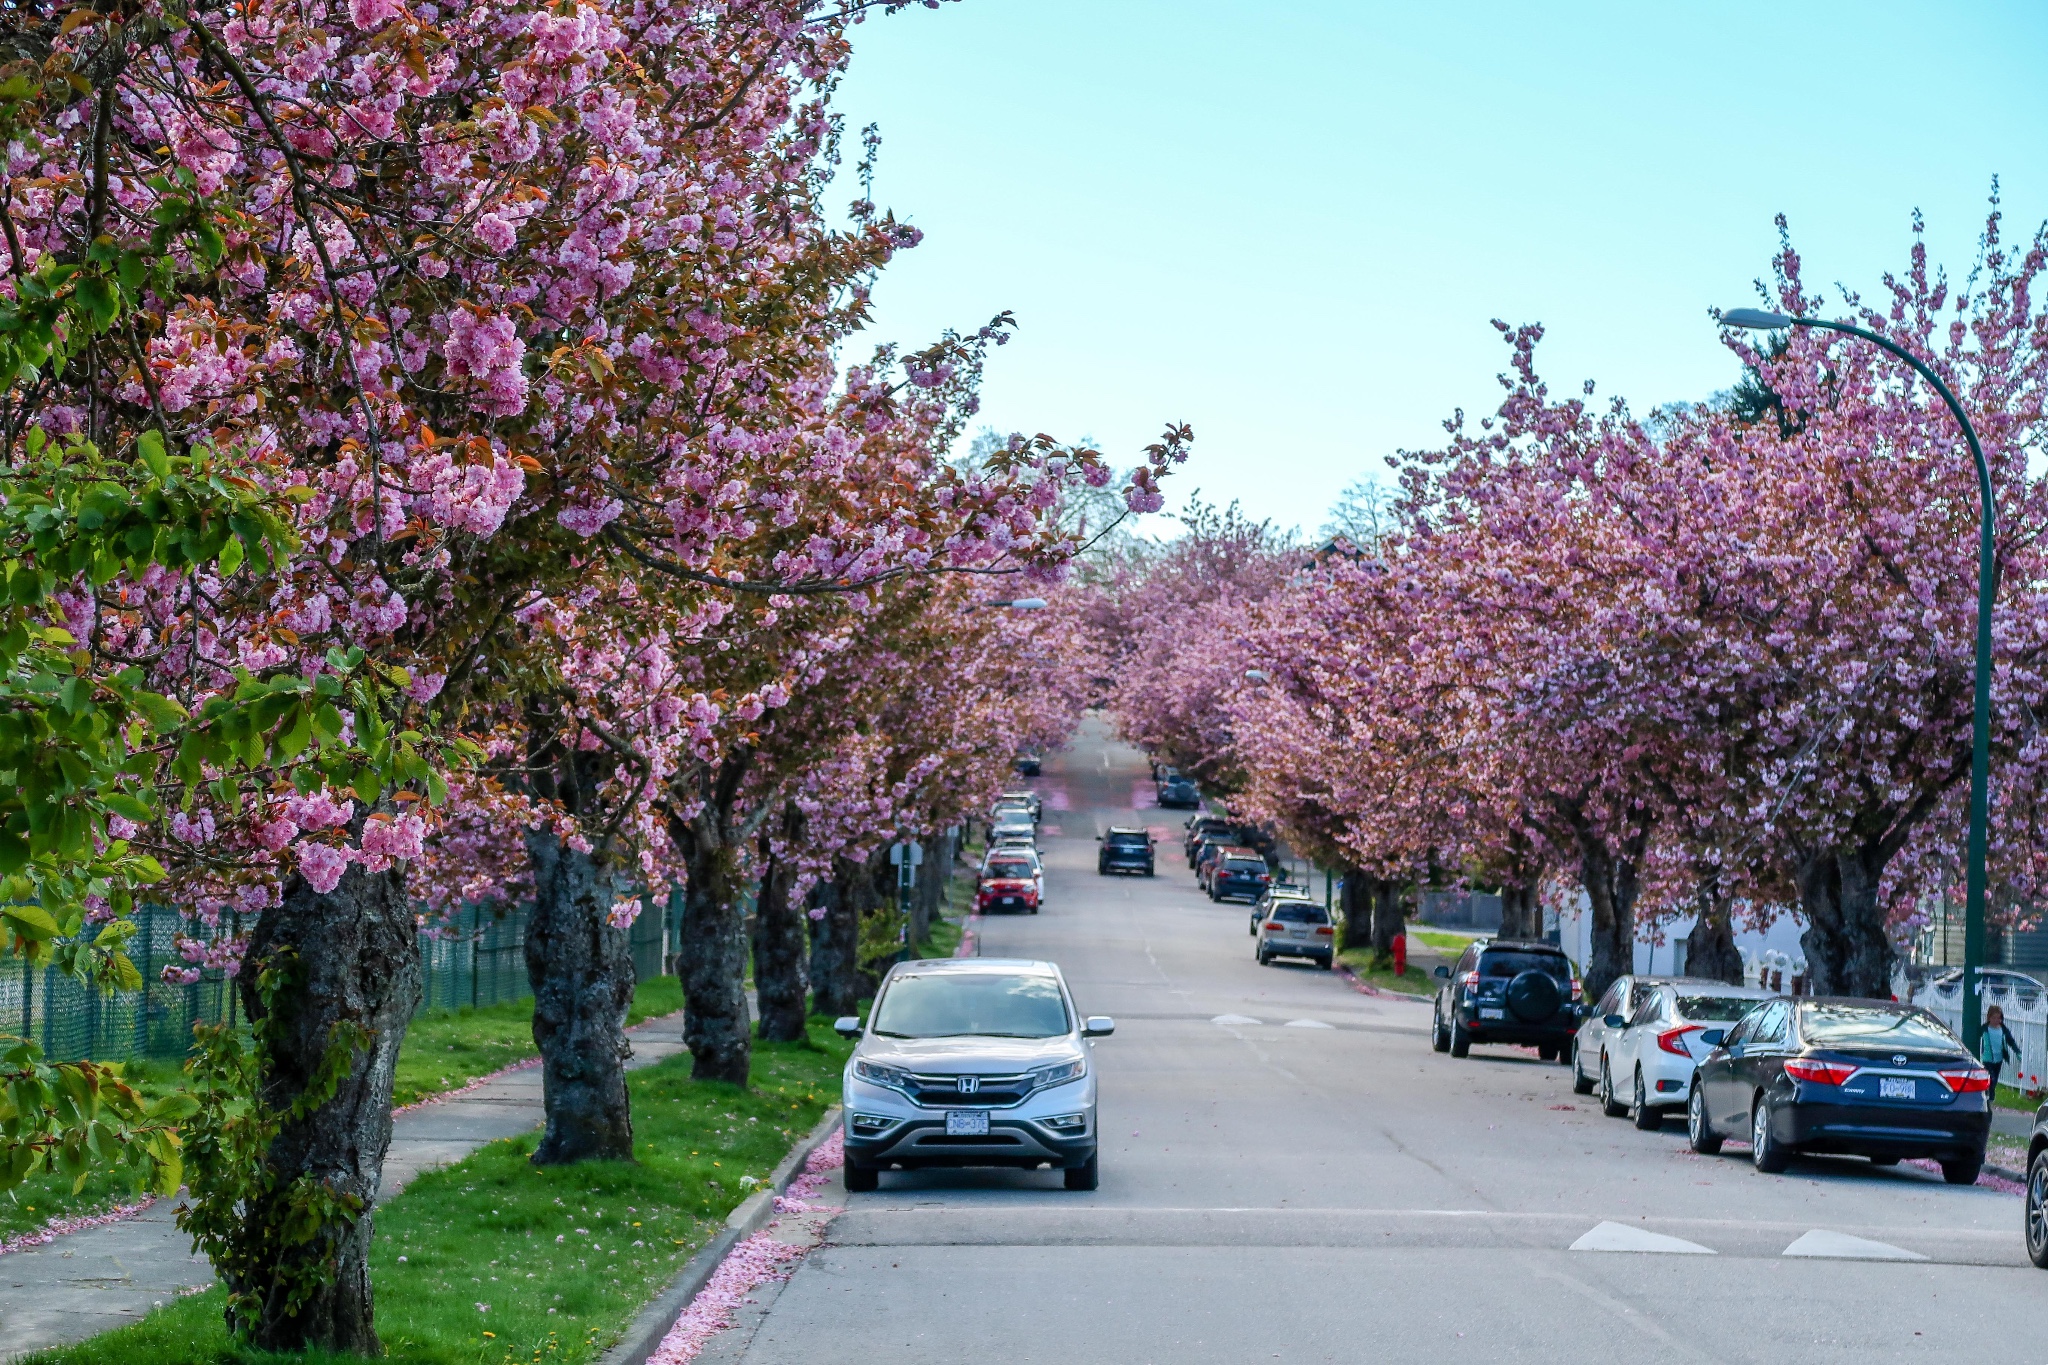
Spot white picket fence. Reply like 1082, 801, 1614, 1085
1910, 969, 2048, 1094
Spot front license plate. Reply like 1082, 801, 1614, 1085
946, 1111, 990, 1136
1879, 1076, 1916, 1100
999, 897, 1017, 905
1479, 1008, 1505, 1020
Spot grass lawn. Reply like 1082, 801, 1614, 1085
1994, 1084, 2042, 1115
1337, 948, 1436, 996
1407, 928, 1479, 954
2, 978, 688, 1245
25, 1020, 852, 1365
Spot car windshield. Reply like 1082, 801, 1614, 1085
1675, 995, 1766, 1022
871, 972, 1070, 1039
1269, 904, 1327, 924
1480, 950, 1569, 979
985, 860, 1033, 879
1800, 1005, 1962, 1050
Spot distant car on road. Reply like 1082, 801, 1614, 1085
1182, 815, 1232, 860
977, 851, 1042, 914
1431, 939, 1580, 1060
1096, 827, 1155, 876
989, 812, 1037, 849
1014, 752, 1042, 776
1207, 851, 1271, 904
1600, 982, 1775, 1128
837, 958, 1113, 1191
1156, 775, 1201, 808
993, 791, 1041, 823
1255, 900, 1335, 968
1688, 997, 1990, 1183
1190, 836, 1241, 887
1249, 885, 1319, 936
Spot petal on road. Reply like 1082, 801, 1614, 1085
1780, 1230, 1927, 1261
1569, 1221, 1716, 1254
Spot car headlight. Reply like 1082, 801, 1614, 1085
1032, 1058, 1086, 1088
853, 1059, 910, 1089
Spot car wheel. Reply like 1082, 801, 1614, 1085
1631, 1068, 1662, 1131
1537, 1044, 1558, 1062
1941, 1152, 1984, 1186
844, 1162, 879, 1193
1321, 956, 1334, 971
1064, 1153, 1100, 1191
1599, 1058, 1627, 1118
1570, 1044, 1596, 1095
1256, 946, 1270, 965
1449, 1017, 1471, 1058
1431, 1006, 1451, 1053
1751, 1099, 1791, 1174
2027, 1151, 2048, 1268
1687, 1083, 1722, 1155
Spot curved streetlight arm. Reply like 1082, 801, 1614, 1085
1729, 311, 1995, 1051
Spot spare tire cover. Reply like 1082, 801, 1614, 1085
1506, 969, 1561, 1022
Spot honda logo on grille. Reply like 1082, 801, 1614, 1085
956, 1075, 980, 1094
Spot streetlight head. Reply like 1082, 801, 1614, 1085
1006, 597, 1048, 611
1244, 669, 1271, 684
1720, 307, 1794, 330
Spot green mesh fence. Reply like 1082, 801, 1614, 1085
5, 900, 671, 1064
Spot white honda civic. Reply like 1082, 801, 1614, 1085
837, 958, 1113, 1191
1602, 981, 1776, 1128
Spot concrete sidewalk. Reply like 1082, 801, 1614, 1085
0, 1013, 691, 1360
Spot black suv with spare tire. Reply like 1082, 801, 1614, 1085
1431, 938, 1581, 1062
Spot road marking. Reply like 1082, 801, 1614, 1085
1781, 1229, 1926, 1261
1569, 1221, 1716, 1255
1211, 1013, 1263, 1026
1283, 1019, 1334, 1029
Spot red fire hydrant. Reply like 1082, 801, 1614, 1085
1392, 932, 1407, 977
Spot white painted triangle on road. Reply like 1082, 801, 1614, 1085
1569, 1221, 1716, 1255
1211, 1014, 1263, 1026
1781, 1229, 1927, 1261
1283, 1019, 1334, 1028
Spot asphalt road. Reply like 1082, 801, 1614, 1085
704, 717, 2048, 1364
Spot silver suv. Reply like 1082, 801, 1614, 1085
1255, 900, 1335, 968
837, 959, 1114, 1191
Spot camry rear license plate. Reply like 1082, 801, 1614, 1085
1879, 1076, 1916, 1099
946, 1111, 990, 1136
1479, 1008, 1505, 1020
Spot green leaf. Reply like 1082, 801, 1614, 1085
101, 793, 154, 824
217, 535, 244, 576
136, 430, 170, 481
3, 905, 61, 940
74, 276, 118, 331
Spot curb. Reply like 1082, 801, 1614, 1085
598, 1105, 842, 1365
1337, 962, 1431, 1004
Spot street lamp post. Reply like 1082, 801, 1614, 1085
1721, 308, 1995, 1052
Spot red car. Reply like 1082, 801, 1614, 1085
977, 853, 1040, 914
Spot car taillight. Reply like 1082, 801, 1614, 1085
1262, 921, 1286, 932
1657, 1026, 1701, 1057
1460, 971, 1479, 990
1570, 979, 1581, 997
1940, 1067, 1993, 1093
1784, 1058, 1857, 1085
1315, 926, 1334, 936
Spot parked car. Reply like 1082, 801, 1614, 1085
1250, 885, 1320, 935
836, 958, 1112, 1191
1569, 974, 1675, 1097
989, 812, 1037, 849
997, 790, 1044, 822
1014, 752, 1042, 777
976, 851, 1041, 914
1255, 900, 1335, 968
1208, 851, 1272, 903
1096, 827, 1156, 876
1157, 775, 1201, 808
1191, 837, 1241, 887
1183, 815, 1232, 859
2025, 1103, 2048, 1267
1688, 997, 1991, 1183
1431, 939, 1581, 1060
1601, 982, 1775, 1128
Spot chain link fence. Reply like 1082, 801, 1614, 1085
4, 901, 671, 1065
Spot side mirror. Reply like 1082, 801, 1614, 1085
1433, 965, 1450, 979
1083, 1016, 1115, 1037
1699, 1028, 1726, 1048
834, 1016, 862, 1039
1604, 1014, 1626, 1029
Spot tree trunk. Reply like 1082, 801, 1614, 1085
1498, 884, 1539, 939
1566, 805, 1650, 1006
1797, 843, 1895, 997
1369, 880, 1406, 967
680, 829, 751, 1084
809, 871, 861, 1019
752, 809, 808, 1044
234, 858, 420, 1355
1684, 871, 1744, 985
524, 823, 635, 1165
1338, 870, 1373, 952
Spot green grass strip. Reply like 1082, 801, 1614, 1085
26, 1019, 850, 1365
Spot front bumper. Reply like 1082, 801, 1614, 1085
844, 1074, 1096, 1169
1773, 1097, 1991, 1159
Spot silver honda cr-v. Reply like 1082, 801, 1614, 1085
836, 958, 1113, 1191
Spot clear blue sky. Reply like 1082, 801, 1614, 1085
833, 0, 2048, 535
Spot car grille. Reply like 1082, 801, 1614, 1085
903, 1072, 1035, 1108
914, 1134, 1024, 1146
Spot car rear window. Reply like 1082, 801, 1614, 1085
1799, 1005, 1961, 1050
1480, 950, 1569, 979
985, 860, 1033, 879
1675, 995, 1766, 1022
1225, 858, 1266, 874
1269, 904, 1328, 924
1106, 833, 1148, 848
872, 973, 1070, 1039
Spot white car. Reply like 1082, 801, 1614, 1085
1602, 982, 1777, 1128
1570, 974, 1681, 1102
836, 958, 1113, 1191
989, 814, 1038, 849
1255, 900, 1335, 969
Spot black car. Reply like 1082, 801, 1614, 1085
1013, 753, 1042, 776
1157, 775, 1201, 808
1208, 852, 1271, 904
1182, 815, 1232, 859
1431, 939, 1580, 1061
1687, 997, 1990, 1183
1097, 827, 1156, 876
